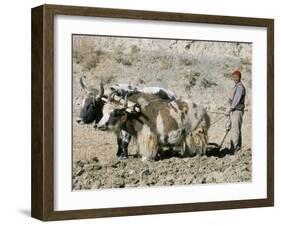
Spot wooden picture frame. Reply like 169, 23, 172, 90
31, 4, 274, 221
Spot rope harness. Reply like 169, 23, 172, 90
206, 110, 232, 148
207, 110, 229, 126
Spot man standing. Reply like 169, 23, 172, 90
229, 69, 246, 154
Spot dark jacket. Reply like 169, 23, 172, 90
231, 81, 246, 111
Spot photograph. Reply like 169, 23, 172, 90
72, 35, 252, 190
30, 4, 274, 221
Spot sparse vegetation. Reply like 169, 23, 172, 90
115, 54, 133, 66
159, 56, 172, 70
114, 45, 141, 66
184, 71, 201, 91
241, 57, 251, 65
180, 56, 192, 66
200, 78, 218, 88
185, 41, 194, 50
74, 48, 105, 71
138, 79, 145, 84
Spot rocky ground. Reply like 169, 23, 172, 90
72, 35, 252, 190
73, 148, 252, 190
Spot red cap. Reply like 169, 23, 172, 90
232, 69, 241, 77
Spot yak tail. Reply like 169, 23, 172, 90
184, 108, 210, 156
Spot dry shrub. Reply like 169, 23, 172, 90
159, 56, 172, 70
200, 78, 218, 88
80, 50, 105, 71
138, 79, 145, 84
241, 57, 251, 65
180, 57, 192, 66
131, 45, 140, 55
115, 54, 133, 66
184, 71, 200, 91
82, 57, 98, 70
114, 45, 140, 66
73, 49, 84, 64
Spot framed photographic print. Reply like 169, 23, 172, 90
31, 4, 274, 221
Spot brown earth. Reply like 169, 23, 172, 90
72, 36, 252, 190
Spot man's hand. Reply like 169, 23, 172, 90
225, 117, 232, 131
226, 108, 232, 116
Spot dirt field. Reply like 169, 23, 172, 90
72, 36, 252, 190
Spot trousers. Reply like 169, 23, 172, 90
230, 110, 243, 152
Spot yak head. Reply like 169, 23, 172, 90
76, 76, 105, 125
96, 94, 136, 132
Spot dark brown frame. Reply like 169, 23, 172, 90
31, 4, 274, 221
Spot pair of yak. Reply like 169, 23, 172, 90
76, 76, 210, 161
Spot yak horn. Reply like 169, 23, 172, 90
80, 76, 90, 94
108, 90, 117, 101
96, 80, 104, 99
